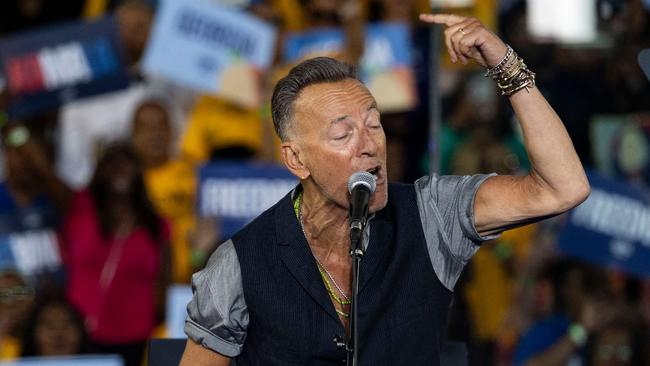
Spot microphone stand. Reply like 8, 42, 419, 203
346, 223, 365, 366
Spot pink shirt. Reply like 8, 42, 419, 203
61, 190, 168, 343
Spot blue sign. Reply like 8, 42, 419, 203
283, 22, 417, 112
0, 17, 129, 119
558, 171, 650, 277
0, 355, 123, 366
0, 190, 63, 284
142, 0, 276, 107
198, 161, 297, 240
165, 284, 192, 338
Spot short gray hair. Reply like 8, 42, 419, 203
271, 57, 359, 141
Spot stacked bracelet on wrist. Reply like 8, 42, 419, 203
485, 45, 536, 96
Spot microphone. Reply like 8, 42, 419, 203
348, 171, 376, 244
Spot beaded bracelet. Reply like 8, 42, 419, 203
485, 45, 536, 96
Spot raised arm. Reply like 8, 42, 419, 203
420, 14, 590, 237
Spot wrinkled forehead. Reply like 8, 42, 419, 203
293, 79, 376, 129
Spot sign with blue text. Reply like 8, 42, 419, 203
198, 161, 297, 240
0, 17, 129, 119
142, 0, 276, 108
558, 171, 650, 277
283, 22, 417, 112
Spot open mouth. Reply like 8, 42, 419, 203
366, 166, 380, 179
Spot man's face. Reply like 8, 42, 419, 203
292, 79, 388, 213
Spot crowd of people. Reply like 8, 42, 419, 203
0, 0, 648, 365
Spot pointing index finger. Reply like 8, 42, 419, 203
419, 13, 465, 27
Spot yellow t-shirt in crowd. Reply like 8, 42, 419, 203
0, 336, 20, 360
464, 224, 536, 341
181, 96, 263, 163
144, 159, 197, 284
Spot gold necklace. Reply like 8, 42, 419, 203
296, 193, 351, 317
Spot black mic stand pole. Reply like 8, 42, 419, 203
346, 222, 365, 366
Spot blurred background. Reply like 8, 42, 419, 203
0, 0, 648, 365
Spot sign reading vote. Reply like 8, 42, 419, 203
558, 171, 650, 277
198, 161, 297, 240
143, 0, 276, 108
0, 17, 129, 119
283, 22, 417, 113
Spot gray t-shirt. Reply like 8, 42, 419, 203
185, 173, 498, 357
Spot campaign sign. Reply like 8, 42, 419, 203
142, 0, 276, 108
0, 198, 63, 284
557, 171, 650, 277
165, 284, 193, 338
198, 161, 297, 240
283, 22, 417, 112
0, 17, 129, 119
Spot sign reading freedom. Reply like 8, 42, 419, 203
0, 17, 129, 119
558, 171, 650, 277
198, 161, 297, 240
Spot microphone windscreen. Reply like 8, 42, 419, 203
348, 171, 377, 194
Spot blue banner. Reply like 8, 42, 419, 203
198, 161, 297, 240
142, 0, 276, 108
283, 22, 417, 112
558, 171, 650, 277
0, 355, 123, 366
0, 17, 129, 119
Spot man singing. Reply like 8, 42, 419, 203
180, 14, 590, 365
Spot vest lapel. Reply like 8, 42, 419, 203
275, 195, 343, 326
358, 204, 394, 294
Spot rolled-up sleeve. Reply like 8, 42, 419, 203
415, 173, 500, 290
185, 239, 248, 357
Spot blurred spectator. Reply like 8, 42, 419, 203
0, 122, 69, 286
586, 320, 648, 366
57, 0, 196, 190
180, 96, 262, 163
20, 290, 88, 357
513, 259, 618, 366
442, 73, 528, 176
0, 0, 85, 35
130, 99, 201, 283
0, 270, 35, 360
60, 144, 170, 366
116, 0, 155, 71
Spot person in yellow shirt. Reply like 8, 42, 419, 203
180, 96, 263, 164
130, 99, 197, 283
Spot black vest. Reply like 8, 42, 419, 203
232, 183, 453, 365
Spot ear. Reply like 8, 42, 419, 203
281, 142, 310, 180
